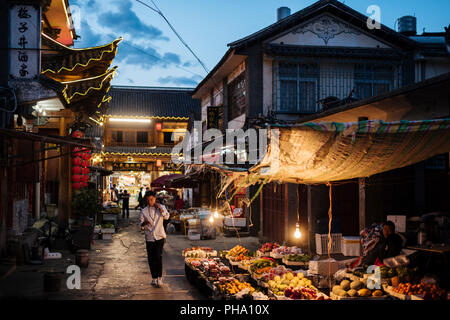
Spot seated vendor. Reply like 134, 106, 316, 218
363, 221, 404, 265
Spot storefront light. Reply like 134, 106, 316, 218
213, 210, 219, 218
109, 118, 151, 123
209, 215, 214, 223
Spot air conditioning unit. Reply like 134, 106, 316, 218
315, 233, 342, 255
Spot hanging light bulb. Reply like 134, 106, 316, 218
294, 223, 302, 239
213, 209, 219, 219
209, 215, 214, 223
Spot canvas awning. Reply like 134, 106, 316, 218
209, 118, 450, 188
151, 174, 184, 188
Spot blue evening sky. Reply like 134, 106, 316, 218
70, 0, 450, 87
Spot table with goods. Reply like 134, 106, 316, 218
183, 242, 449, 301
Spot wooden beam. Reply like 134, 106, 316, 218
358, 178, 366, 232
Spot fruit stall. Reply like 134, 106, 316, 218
183, 243, 449, 301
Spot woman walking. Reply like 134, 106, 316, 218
140, 191, 170, 287
135, 187, 144, 210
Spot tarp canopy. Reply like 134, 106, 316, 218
208, 119, 450, 189
151, 174, 183, 187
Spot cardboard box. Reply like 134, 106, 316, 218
342, 236, 360, 257
386, 215, 406, 233
308, 259, 340, 275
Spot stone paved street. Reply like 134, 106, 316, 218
0, 209, 260, 300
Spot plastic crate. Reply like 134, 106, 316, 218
315, 233, 342, 255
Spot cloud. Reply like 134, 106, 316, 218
97, 0, 168, 41
158, 75, 202, 87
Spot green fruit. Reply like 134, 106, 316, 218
337, 289, 348, 297
347, 289, 358, 297
350, 280, 364, 291
340, 280, 351, 291
332, 285, 342, 295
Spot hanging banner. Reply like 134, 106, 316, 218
9, 4, 41, 80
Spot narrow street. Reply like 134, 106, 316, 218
0, 209, 260, 300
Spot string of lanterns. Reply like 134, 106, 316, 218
71, 130, 92, 190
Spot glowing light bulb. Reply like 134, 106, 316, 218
214, 210, 219, 218
294, 223, 301, 239
209, 215, 214, 223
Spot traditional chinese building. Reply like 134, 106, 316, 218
98, 86, 201, 200
0, 0, 120, 255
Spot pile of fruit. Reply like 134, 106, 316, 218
285, 254, 311, 263
183, 246, 215, 257
271, 246, 302, 257
392, 283, 447, 300
215, 278, 255, 295
332, 279, 384, 298
229, 253, 253, 262
267, 271, 316, 296
249, 257, 278, 274
284, 287, 328, 300
258, 242, 280, 253
228, 245, 249, 257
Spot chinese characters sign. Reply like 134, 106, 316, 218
207, 106, 219, 129
112, 162, 148, 171
9, 5, 40, 79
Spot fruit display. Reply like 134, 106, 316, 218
331, 279, 386, 299
258, 242, 280, 254
227, 245, 250, 257
271, 246, 302, 258
249, 257, 278, 274
182, 246, 216, 257
229, 253, 253, 262
267, 271, 317, 297
284, 287, 329, 300
284, 254, 311, 263
392, 283, 447, 300
215, 278, 255, 295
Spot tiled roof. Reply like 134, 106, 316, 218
102, 146, 180, 156
106, 86, 201, 119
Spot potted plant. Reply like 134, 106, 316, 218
71, 188, 101, 249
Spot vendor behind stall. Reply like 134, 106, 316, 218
363, 221, 404, 265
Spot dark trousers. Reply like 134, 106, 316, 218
122, 201, 129, 218
146, 239, 165, 278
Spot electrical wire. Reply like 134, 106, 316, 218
135, 0, 210, 75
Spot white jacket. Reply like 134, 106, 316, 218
140, 204, 170, 241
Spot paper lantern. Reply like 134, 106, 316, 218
71, 130, 84, 138
81, 152, 91, 160
72, 157, 83, 166
81, 175, 90, 182
72, 166, 82, 174
72, 182, 81, 190
80, 182, 88, 188
82, 160, 90, 167
72, 174, 82, 182
156, 123, 162, 131
73, 147, 82, 152
82, 167, 90, 175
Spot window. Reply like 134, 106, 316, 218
228, 74, 247, 120
111, 130, 123, 143
354, 63, 394, 99
163, 132, 173, 144
277, 62, 318, 113
136, 131, 148, 144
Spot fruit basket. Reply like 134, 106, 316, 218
282, 254, 311, 266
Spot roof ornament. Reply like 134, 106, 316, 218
293, 15, 361, 45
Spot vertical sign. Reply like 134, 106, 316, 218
9, 5, 41, 79
207, 106, 219, 129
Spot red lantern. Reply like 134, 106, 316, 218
82, 167, 90, 175
72, 157, 83, 166
74, 147, 82, 152
81, 152, 91, 160
72, 182, 81, 190
82, 160, 90, 167
80, 182, 88, 188
72, 174, 82, 182
71, 130, 84, 138
72, 166, 82, 174
81, 175, 90, 182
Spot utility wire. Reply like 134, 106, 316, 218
135, 0, 210, 75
